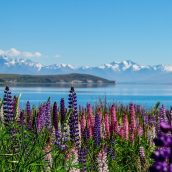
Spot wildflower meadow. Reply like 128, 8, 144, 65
0, 86, 171, 172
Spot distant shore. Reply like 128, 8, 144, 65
0, 73, 115, 88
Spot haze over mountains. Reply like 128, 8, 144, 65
0, 56, 172, 83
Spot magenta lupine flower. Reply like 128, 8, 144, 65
138, 124, 143, 137
53, 102, 58, 131
129, 103, 136, 142
87, 115, 93, 138
110, 105, 118, 134
93, 113, 101, 147
26, 101, 32, 128
45, 98, 51, 130
130, 103, 136, 129
104, 113, 110, 138
122, 114, 129, 140
3, 86, 14, 126
87, 104, 93, 116
130, 132, 135, 143
97, 107, 102, 123
119, 127, 125, 139
80, 112, 86, 136
87, 104, 94, 138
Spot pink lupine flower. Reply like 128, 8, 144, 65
97, 107, 103, 123
97, 148, 109, 172
87, 104, 93, 114
123, 114, 129, 140
119, 127, 125, 139
97, 107, 103, 138
87, 117, 93, 137
101, 122, 105, 139
110, 105, 118, 133
87, 104, 94, 137
129, 103, 136, 142
104, 113, 110, 138
138, 124, 143, 137
80, 112, 86, 134
130, 103, 136, 130
130, 129, 135, 143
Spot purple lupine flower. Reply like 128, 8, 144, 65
169, 107, 172, 126
156, 105, 168, 135
68, 87, 80, 147
37, 109, 42, 132
78, 147, 87, 172
160, 105, 167, 123
18, 110, 24, 125
93, 113, 101, 147
13, 96, 17, 116
26, 101, 32, 128
3, 86, 14, 126
60, 98, 66, 130
83, 126, 90, 142
55, 129, 61, 147
53, 102, 58, 131
59, 99, 69, 146
37, 104, 46, 132
106, 137, 115, 160
45, 98, 51, 130
149, 121, 172, 172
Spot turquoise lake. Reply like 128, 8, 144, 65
1, 84, 172, 109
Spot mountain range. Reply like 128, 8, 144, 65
0, 56, 172, 83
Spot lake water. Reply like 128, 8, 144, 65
1, 84, 172, 109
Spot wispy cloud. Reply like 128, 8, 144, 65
0, 48, 42, 58
54, 54, 61, 58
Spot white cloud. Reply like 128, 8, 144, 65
0, 48, 42, 58
54, 54, 61, 58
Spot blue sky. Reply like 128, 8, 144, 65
0, 0, 172, 66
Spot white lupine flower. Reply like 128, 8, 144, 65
44, 142, 53, 172
69, 147, 80, 172
0, 102, 3, 123
97, 149, 109, 172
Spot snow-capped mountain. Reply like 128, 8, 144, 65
0, 56, 172, 83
